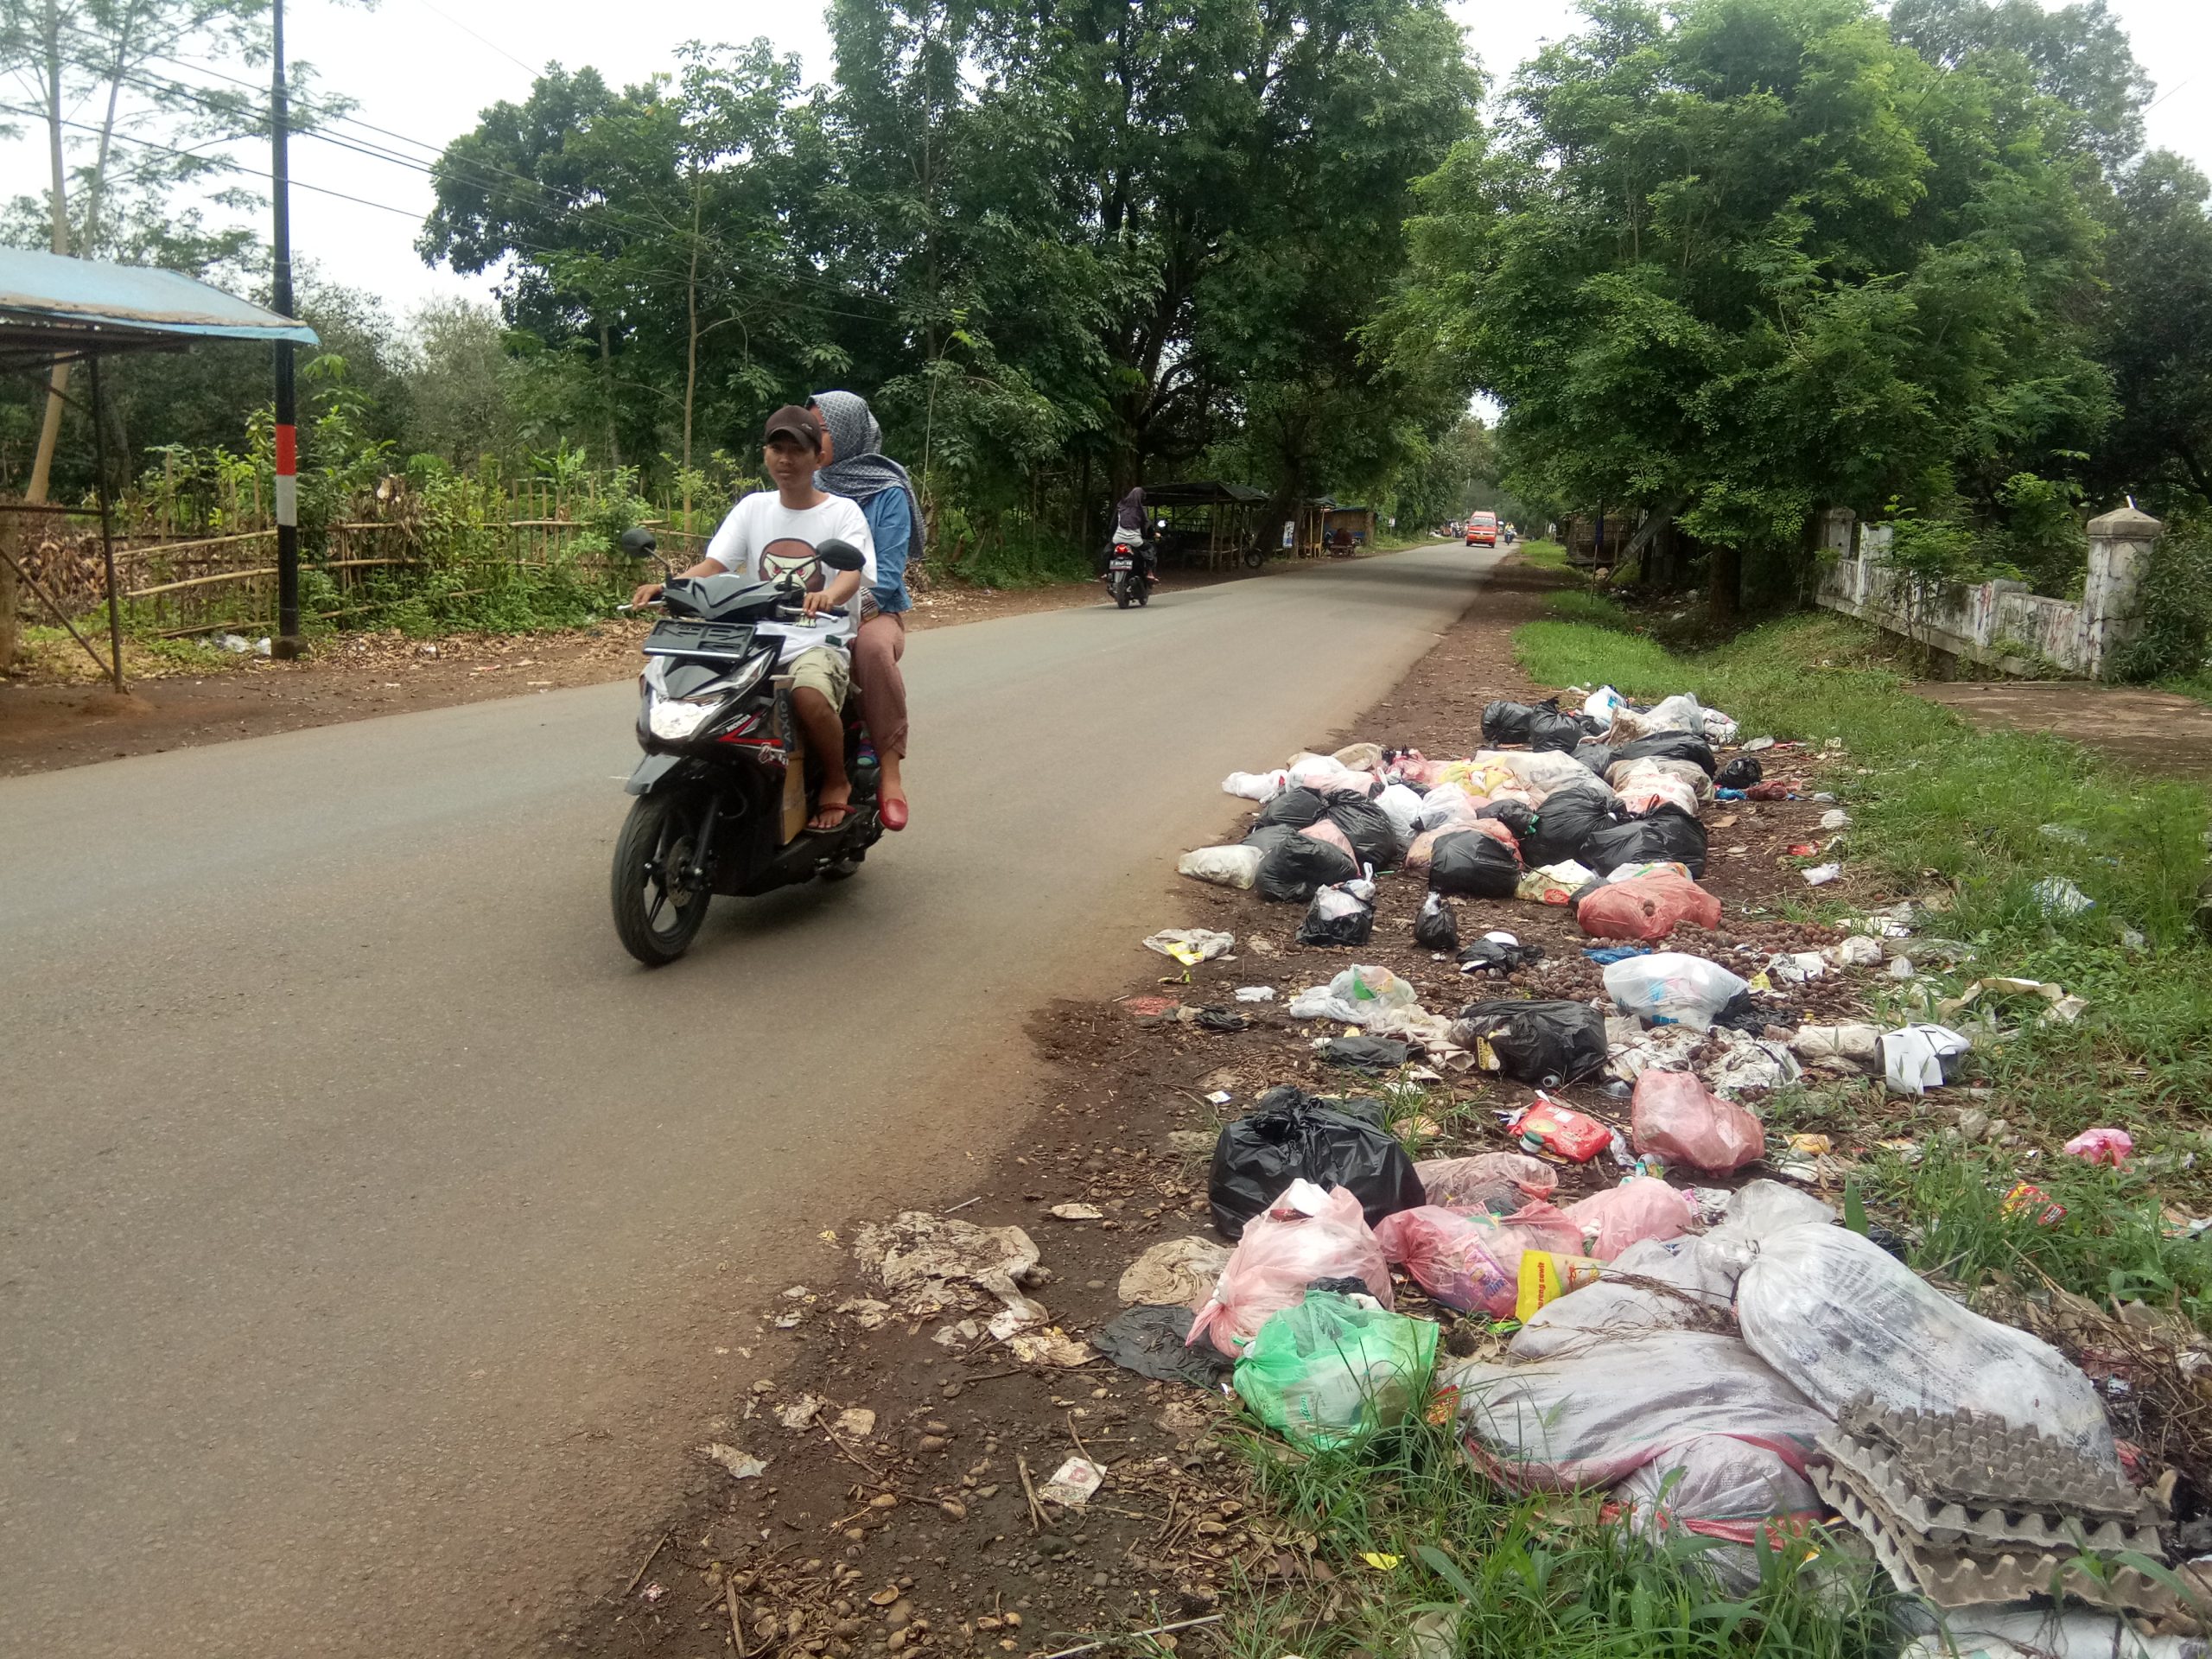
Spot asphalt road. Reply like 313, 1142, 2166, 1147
0, 543, 1496, 1657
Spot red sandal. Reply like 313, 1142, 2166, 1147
880, 796, 909, 832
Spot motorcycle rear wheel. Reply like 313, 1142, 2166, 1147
1110, 570, 1132, 608
1134, 574, 1150, 607
611, 791, 712, 965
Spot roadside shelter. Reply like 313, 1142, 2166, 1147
0, 247, 318, 690
1143, 480, 1267, 570
1322, 504, 1376, 550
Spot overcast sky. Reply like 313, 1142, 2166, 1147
11, 0, 2212, 323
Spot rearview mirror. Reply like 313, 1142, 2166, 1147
816, 538, 866, 573
619, 526, 658, 558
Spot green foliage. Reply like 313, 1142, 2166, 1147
2111, 519, 2212, 685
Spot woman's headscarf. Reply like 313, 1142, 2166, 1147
1116, 486, 1146, 531
810, 390, 923, 561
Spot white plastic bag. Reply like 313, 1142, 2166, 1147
1615, 1433, 1820, 1591
1510, 1234, 1738, 1360
1701, 709, 1739, 745
1897, 1608, 2199, 1659
1187, 1179, 1391, 1356
1286, 964, 1419, 1026
1602, 952, 1751, 1030
1177, 844, 1265, 889
1613, 763, 1700, 818
1287, 754, 1353, 791
1881, 1023, 1971, 1095
1478, 748, 1600, 796
1643, 693, 1706, 736
1222, 769, 1288, 802
1372, 783, 1426, 844
1582, 684, 1626, 721
1414, 782, 1482, 831
1450, 1330, 1828, 1491
1734, 1223, 2117, 1463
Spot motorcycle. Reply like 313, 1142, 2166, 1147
1105, 535, 1155, 609
608, 528, 882, 966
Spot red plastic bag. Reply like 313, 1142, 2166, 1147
1512, 1098, 1614, 1163
1562, 1177, 1696, 1261
1374, 1205, 1516, 1316
1578, 872, 1722, 943
1630, 1070, 1764, 1173
1300, 818, 1357, 860
1186, 1179, 1390, 1357
1413, 1152, 1559, 1215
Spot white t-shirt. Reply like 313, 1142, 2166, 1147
703, 492, 878, 663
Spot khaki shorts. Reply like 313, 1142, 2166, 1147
787, 645, 852, 709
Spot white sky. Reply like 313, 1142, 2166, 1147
6, 0, 2210, 322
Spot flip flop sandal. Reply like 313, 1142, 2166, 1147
804, 803, 862, 835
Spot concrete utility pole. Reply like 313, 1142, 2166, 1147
270, 0, 302, 658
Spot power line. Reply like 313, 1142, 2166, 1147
403, 0, 541, 77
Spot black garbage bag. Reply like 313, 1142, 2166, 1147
1521, 783, 1618, 867
1325, 796, 1402, 869
1475, 798, 1536, 841
1582, 805, 1707, 878
1324, 1034, 1410, 1071
1573, 741, 1617, 779
1713, 989, 1798, 1034
1526, 709, 1586, 752
1209, 1090, 1427, 1237
1714, 755, 1763, 790
1617, 731, 1717, 776
1458, 933, 1545, 976
1255, 832, 1358, 902
1413, 893, 1460, 951
1094, 1305, 1233, 1387
1482, 699, 1543, 745
1428, 828, 1521, 898
1253, 785, 1332, 830
1453, 998, 1609, 1087
1300, 882, 1375, 947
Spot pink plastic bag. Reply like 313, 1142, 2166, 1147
2063, 1127, 2133, 1166
1414, 1152, 1559, 1215
1579, 872, 1722, 943
1375, 1205, 1516, 1316
1562, 1178, 1696, 1261
1186, 1179, 1390, 1357
1631, 1070, 1764, 1173
1495, 1199, 1586, 1261
1299, 819, 1357, 860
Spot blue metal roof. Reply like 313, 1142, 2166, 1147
0, 247, 318, 353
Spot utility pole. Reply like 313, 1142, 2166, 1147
270, 0, 302, 658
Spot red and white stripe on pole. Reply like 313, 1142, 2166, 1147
275, 423, 297, 528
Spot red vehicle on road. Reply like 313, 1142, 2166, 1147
1465, 512, 1499, 547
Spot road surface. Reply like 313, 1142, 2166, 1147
0, 543, 1494, 1656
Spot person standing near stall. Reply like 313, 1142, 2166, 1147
809, 390, 918, 831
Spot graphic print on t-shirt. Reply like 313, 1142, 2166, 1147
760, 536, 823, 591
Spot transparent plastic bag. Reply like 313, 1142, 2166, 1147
1413, 1152, 1558, 1214
1187, 1179, 1391, 1357
1630, 1070, 1764, 1173
1603, 952, 1750, 1030
1734, 1223, 2117, 1463
1374, 1205, 1516, 1315
1223, 769, 1289, 802
1615, 1433, 1821, 1590
1373, 783, 1426, 844
1234, 1290, 1439, 1449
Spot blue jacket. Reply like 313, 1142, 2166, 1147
858, 487, 914, 614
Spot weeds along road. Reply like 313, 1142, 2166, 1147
0, 543, 1495, 1658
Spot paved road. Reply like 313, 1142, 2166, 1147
0, 543, 1493, 1656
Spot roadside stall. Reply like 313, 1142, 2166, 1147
1143, 480, 1268, 571
0, 248, 317, 690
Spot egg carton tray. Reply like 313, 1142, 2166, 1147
1834, 1396, 2153, 1524
1820, 1428, 2164, 1557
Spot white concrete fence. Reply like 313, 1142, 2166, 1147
1814, 505, 2164, 679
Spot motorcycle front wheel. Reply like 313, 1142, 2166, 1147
1110, 570, 1132, 608
611, 791, 712, 965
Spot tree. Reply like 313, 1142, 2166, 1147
2093, 152, 2212, 509
1384, 0, 2112, 612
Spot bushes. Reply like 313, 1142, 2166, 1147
2112, 520, 2212, 688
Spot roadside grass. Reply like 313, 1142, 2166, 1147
1218, 1414, 1889, 1659
1516, 599, 2212, 1308
1511, 538, 1573, 572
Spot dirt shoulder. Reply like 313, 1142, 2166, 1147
0, 563, 1313, 779
1913, 678, 2212, 780
545, 555, 1870, 1659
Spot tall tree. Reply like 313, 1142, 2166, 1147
2094, 152, 2212, 507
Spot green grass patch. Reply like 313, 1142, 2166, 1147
1222, 1414, 1890, 1659
1511, 538, 1573, 572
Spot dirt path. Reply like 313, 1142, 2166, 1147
548, 554, 1867, 1659
1914, 679, 2212, 780
0, 567, 1252, 779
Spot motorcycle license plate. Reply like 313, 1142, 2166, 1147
1109, 555, 1134, 570
643, 619, 755, 659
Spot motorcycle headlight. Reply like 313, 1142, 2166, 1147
648, 696, 720, 741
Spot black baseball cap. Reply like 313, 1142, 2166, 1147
763, 404, 823, 450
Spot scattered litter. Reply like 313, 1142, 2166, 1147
1943, 976, 2089, 1027
2037, 823, 2091, 846
1004, 1329, 1096, 1367
1802, 861, 1841, 886
1300, 880, 1376, 946
1117, 1236, 1232, 1306
1322, 1033, 1409, 1071
852, 1211, 1047, 1329
2005, 1181, 2068, 1226
1512, 1249, 1606, 1319
1143, 928, 1235, 964
2063, 1127, 2133, 1166
2031, 876, 2094, 916
1819, 808, 1849, 830
1049, 1203, 1104, 1221
778, 1395, 823, 1428
1583, 944, 1649, 964
701, 1443, 767, 1481
1507, 1096, 1613, 1162
832, 1407, 877, 1440
1744, 736, 1775, 752
1093, 1304, 1232, 1385
1178, 844, 1265, 889
1457, 931, 1544, 976
1285, 964, 1417, 1025
1232, 985, 1274, 1002
1631, 1070, 1764, 1173
1879, 1025, 1972, 1095
1232, 1290, 1438, 1448
1828, 934, 1885, 967
1208, 1085, 1424, 1236
1413, 892, 1459, 951
1036, 1456, 1106, 1508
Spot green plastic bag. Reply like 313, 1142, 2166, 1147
1232, 1291, 1440, 1450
